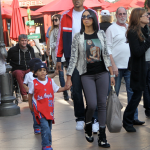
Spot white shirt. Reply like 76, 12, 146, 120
23, 72, 35, 90
29, 77, 59, 95
72, 9, 85, 40
106, 23, 130, 69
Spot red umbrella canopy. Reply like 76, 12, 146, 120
10, 0, 26, 41
2, 3, 41, 17
130, 0, 145, 8
106, 0, 132, 12
36, 0, 110, 13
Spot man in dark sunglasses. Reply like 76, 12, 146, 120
55, 0, 99, 133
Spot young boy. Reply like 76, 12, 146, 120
28, 62, 69, 150
23, 58, 58, 135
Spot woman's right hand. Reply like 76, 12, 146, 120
110, 77, 115, 86
65, 77, 72, 90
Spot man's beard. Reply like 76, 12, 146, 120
117, 17, 127, 24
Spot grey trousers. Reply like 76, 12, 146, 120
81, 72, 109, 126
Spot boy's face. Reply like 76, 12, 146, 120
35, 68, 47, 81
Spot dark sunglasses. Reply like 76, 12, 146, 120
53, 19, 58, 22
82, 15, 93, 20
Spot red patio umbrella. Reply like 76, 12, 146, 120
106, 0, 132, 12
36, 0, 110, 13
130, 0, 144, 8
10, 0, 26, 41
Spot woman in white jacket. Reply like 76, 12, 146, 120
49, 14, 69, 101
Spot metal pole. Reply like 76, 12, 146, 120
0, 1, 20, 116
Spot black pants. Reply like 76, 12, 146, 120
143, 61, 150, 116
81, 72, 109, 126
70, 67, 98, 122
123, 90, 143, 127
71, 68, 85, 121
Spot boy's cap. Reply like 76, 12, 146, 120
101, 10, 110, 16
28, 58, 42, 68
34, 62, 47, 74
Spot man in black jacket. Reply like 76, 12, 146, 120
7, 34, 35, 101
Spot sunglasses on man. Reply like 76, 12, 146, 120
82, 15, 93, 20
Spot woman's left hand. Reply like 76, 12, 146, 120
110, 77, 115, 86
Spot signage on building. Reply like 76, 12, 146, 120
19, 0, 44, 7
3, 0, 55, 7
28, 34, 41, 39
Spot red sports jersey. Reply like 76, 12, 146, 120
32, 78, 54, 124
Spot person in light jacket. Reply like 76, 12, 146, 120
50, 14, 69, 101
65, 9, 115, 148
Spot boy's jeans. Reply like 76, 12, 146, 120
40, 118, 52, 147
31, 111, 41, 129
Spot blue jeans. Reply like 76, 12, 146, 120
31, 111, 41, 130
59, 63, 66, 87
143, 61, 150, 116
115, 69, 138, 120
40, 118, 52, 147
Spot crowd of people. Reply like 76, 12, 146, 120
1, 0, 150, 150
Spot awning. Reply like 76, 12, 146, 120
106, 0, 145, 12
2, 3, 42, 17
36, 0, 110, 13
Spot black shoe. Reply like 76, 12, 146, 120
123, 125, 136, 132
133, 120, 145, 125
84, 122, 94, 143
63, 91, 69, 101
145, 110, 150, 118
98, 127, 110, 148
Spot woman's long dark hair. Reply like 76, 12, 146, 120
126, 8, 146, 42
80, 9, 99, 34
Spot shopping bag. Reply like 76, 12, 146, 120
106, 86, 123, 133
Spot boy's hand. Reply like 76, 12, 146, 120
54, 70, 59, 75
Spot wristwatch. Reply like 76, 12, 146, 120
110, 75, 115, 78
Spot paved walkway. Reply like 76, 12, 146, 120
0, 76, 150, 150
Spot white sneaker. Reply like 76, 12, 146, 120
76, 121, 84, 130
92, 119, 99, 134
